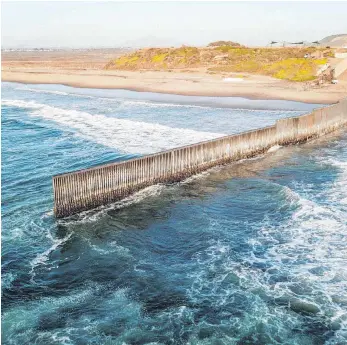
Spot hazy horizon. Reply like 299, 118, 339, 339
2, 1, 347, 49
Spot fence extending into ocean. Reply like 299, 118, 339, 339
53, 98, 347, 218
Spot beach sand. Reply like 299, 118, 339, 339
2, 49, 347, 104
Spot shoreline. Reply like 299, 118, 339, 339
2, 80, 325, 112
2, 69, 347, 105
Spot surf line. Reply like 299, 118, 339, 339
53, 98, 347, 218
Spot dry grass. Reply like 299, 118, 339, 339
105, 46, 332, 82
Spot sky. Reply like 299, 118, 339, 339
2, 1, 347, 48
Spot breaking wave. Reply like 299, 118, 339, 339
2, 99, 225, 154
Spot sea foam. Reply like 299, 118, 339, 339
2, 99, 225, 154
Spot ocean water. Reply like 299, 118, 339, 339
2, 82, 346, 345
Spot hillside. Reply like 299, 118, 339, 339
105, 45, 333, 82
320, 34, 347, 48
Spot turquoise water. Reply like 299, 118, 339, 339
2, 82, 346, 345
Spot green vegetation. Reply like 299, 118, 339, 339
105, 45, 332, 82
214, 46, 251, 54
209, 57, 328, 82
104, 55, 140, 70
105, 46, 200, 70
151, 53, 168, 63
265, 58, 327, 82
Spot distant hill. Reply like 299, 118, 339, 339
319, 34, 347, 48
208, 41, 243, 47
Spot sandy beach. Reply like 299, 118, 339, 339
2, 49, 347, 103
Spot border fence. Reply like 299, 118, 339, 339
53, 98, 347, 218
